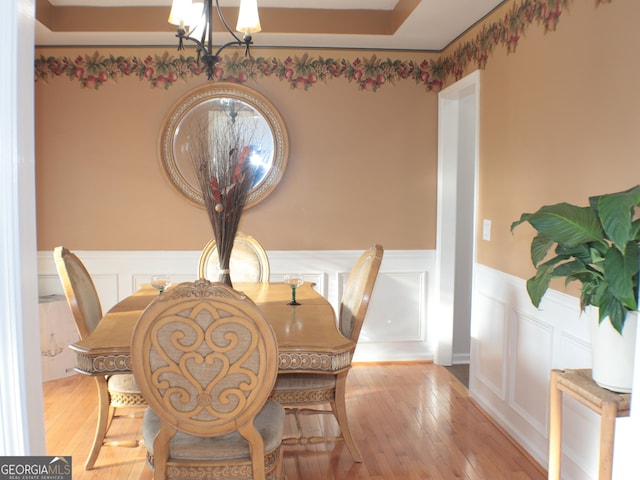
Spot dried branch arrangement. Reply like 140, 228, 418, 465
187, 104, 258, 287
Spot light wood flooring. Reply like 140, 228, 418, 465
43, 363, 547, 480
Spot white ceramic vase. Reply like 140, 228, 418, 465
591, 311, 638, 393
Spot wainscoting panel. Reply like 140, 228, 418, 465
510, 311, 553, 436
471, 264, 601, 480
559, 331, 591, 370
471, 290, 508, 400
359, 272, 426, 342
37, 249, 436, 363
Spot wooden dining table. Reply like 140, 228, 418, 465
70, 281, 355, 376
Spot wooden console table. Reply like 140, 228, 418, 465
548, 369, 631, 480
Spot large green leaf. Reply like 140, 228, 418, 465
551, 259, 589, 279
593, 185, 640, 253
597, 290, 628, 335
583, 281, 608, 311
602, 242, 639, 311
555, 243, 593, 265
515, 203, 604, 247
631, 219, 640, 241
566, 271, 601, 287
511, 212, 532, 232
526, 257, 565, 307
531, 235, 554, 266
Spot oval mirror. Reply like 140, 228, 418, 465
159, 83, 289, 209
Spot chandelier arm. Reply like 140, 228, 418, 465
213, 37, 252, 60
206, 0, 214, 56
215, 0, 244, 45
176, 32, 207, 54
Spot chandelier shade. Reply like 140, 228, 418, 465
236, 0, 261, 34
168, 0, 192, 27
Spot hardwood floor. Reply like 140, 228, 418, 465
43, 363, 546, 480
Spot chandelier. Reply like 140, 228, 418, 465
169, 0, 261, 80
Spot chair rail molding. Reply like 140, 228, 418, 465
37, 249, 436, 363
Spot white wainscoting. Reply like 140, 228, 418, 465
37, 249, 436, 363
471, 263, 607, 480
39, 251, 629, 477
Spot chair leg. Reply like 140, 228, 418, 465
85, 376, 110, 470
104, 407, 139, 449
105, 405, 115, 431
333, 373, 362, 462
274, 446, 285, 480
281, 408, 303, 445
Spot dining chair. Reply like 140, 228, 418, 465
53, 246, 146, 470
198, 231, 270, 283
269, 244, 384, 462
131, 279, 285, 480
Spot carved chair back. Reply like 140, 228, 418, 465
131, 280, 280, 478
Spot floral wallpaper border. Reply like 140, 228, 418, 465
34, 0, 610, 92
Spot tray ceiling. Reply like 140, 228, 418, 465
36, 0, 505, 51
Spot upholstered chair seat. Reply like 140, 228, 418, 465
107, 374, 146, 408
142, 401, 284, 462
271, 374, 336, 404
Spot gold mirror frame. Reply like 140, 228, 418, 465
159, 83, 289, 209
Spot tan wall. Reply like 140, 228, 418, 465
442, 0, 640, 291
36, 0, 637, 281
35, 48, 439, 251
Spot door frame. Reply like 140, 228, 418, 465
434, 70, 480, 366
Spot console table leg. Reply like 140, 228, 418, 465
599, 401, 617, 480
548, 370, 562, 480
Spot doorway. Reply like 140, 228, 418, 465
434, 70, 480, 367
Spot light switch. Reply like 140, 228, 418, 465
482, 219, 492, 241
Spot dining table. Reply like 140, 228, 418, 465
70, 281, 355, 376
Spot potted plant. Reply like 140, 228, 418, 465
511, 184, 640, 392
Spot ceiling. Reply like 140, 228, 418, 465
35, 0, 506, 52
